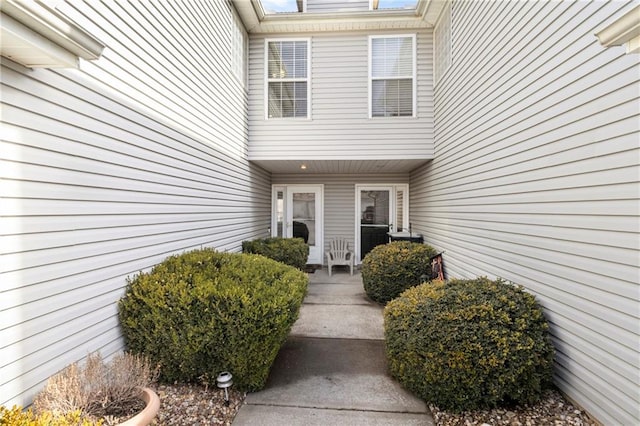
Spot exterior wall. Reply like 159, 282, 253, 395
306, 0, 369, 13
409, 1, 639, 424
0, 1, 271, 407
248, 29, 434, 161
273, 174, 408, 258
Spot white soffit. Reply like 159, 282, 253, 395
0, 0, 104, 68
595, 3, 640, 54
251, 159, 430, 174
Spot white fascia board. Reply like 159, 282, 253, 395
1, 0, 104, 60
595, 4, 640, 53
0, 12, 77, 67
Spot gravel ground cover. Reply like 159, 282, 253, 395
152, 383, 245, 425
430, 390, 598, 426
146, 385, 597, 426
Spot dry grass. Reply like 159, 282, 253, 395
34, 352, 159, 419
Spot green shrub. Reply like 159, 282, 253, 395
118, 248, 308, 391
384, 277, 555, 412
242, 237, 309, 270
361, 241, 437, 304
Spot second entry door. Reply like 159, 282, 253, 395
281, 185, 324, 265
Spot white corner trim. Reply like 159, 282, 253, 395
595, 4, 640, 54
1, 0, 104, 61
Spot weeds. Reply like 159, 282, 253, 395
33, 352, 159, 420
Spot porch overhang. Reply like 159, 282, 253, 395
251, 158, 430, 174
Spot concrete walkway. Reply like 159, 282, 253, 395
233, 268, 434, 425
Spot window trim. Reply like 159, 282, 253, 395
264, 37, 311, 120
368, 34, 417, 119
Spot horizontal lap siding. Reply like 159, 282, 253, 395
410, 1, 639, 424
248, 30, 434, 160
0, 1, 270, 407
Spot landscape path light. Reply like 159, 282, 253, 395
216, 371, 233, 406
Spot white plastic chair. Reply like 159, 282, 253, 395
325, 238, 354, 276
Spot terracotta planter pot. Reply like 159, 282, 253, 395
117, 387, 160, 426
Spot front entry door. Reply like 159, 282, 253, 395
358, 187, 393, 261
272, 185, 324, 265
356, 184, 408, 263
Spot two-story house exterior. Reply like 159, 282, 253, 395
245, 4, 436, 264
1, 1, 638, 424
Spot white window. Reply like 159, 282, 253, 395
265, 39, 310, 119
434, 2, 451, 85
369, 35, 416, 118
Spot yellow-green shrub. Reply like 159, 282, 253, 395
361, 241, 437, 304
118, 248, 308, 391
384, 277, 555, 412
0, 406, 102, 426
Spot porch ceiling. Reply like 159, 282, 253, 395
251, 159, 429, 174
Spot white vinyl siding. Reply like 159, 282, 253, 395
232, 10, 248, 86
1, 0, 270, 408
249, 30, 433, 161
369, 34, 416, 117
265, 39, 310, 119
433, 2, 451, 85
409, 1, 639, 425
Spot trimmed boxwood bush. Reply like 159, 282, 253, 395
118, 248, 308, 391
361, 241, 437, 304
384, 277, 555, 412
242, 237, 309, 270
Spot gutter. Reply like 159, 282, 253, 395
595, 4, 640, 54
1, 0, 104, 66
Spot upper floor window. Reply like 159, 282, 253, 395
265, 39, 310, 119
434, 2, 451, 85
369, 35, 416, 117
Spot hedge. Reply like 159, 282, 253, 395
118, 248, 308, 391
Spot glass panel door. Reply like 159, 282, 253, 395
292, 191, 315, 246
359, 187, 392, 260
273, 185, 323, 265
356, 184, 409, 263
